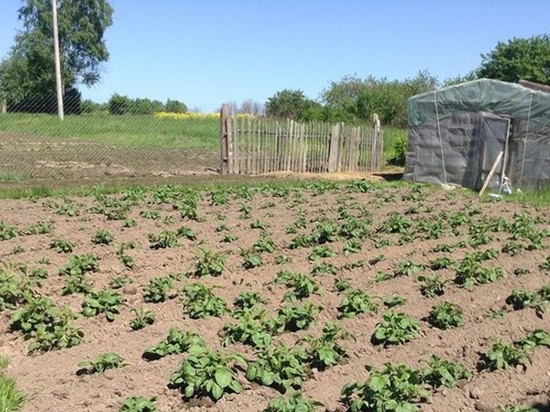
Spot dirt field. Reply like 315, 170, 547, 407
0, 132, 219, 181
1, 181, 550, 411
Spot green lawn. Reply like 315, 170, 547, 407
0, 113, 220, 150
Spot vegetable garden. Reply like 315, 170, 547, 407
0, 180, 549, 411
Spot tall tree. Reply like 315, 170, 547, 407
0, 0, 113, 102
478, 35, 550, 85
265, 89, 314, 119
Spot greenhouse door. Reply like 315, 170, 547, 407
478, 114, 511, 190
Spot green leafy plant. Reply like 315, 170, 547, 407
129, 307, 155, 330
81, 289, 123, 321
343, 239, 362, 256
429, 257, 455, 270
247, 343, 309, 392
241, 250, 264, 269
308, 245, 336, 261
428, 302, 464, 329
58, 254, 99, 276
25, 221, 52, 235
454, 258, 505, 287
234, 291, 267, 310
338, 289, 380, 319
506, 288, 546, 316
176, 226, 197, 240
263, 392, 322, 412
383, 294, 407, 308
223, 308, 273, 348
421, 355, 472, 388
394, 260, 424, 277
109, 276, 133, 289
274, 271, 319, 301
192, 249, 227, 277
302, 321, 351, 370
143, 327, 206, 360
252, 236, 277, 253
271, 301, 322, 333
418, 275, 448, 298
148, 230, 179, 249
118, 396, 157, 412
341, 363, 430, 412
499, 406, 539, 412
333, 278, 352, 293
78, 353, 125, 374
480, 339, 531, 370
312, 262, 337, 275
181, 283, 228, 319
143, 275, 176, 303
0, 221, 19, 240
222, 233, 239, 243
170, 350, 246, 400
372, 312, 420, 346
91, 228, 114, 245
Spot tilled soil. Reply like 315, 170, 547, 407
0, 183, 549, 412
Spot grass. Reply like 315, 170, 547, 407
0, 113, 220, 150
506, 188, 550, 207
0, 357, 25, 412
0, 113, 404, 161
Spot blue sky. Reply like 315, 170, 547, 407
1, 1, 549, 111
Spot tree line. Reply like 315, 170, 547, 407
0, 1, 548, 124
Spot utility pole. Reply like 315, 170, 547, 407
52, 0, 64, 120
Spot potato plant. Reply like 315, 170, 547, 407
341, 363, 429, 412
181, 283, 228, 319
143, 327, 206, 361
372, 312, 420, 346
246, 343, 310, 392
170, 350, 246, 401
118, 396, 157, 412
81, 289, 123, 321
78, 352, 125, 374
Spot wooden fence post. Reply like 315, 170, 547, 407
220, 105, 229, 174
348, 127, 358, 172
328, 123, 340, 172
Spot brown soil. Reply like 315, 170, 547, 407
0, 184, 549, 411
0, 133, 219, 181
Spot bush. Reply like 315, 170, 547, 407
108, 94, 131, 115
387, 132, 408, 166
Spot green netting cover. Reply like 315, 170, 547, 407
405, 79, 550, 190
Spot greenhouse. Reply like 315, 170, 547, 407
404, 78, 550, 191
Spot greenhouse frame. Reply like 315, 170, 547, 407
404, 78, 550, 191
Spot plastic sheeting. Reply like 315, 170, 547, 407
404, 79, 550, 190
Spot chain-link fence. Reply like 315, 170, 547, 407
0, 110, 221, 183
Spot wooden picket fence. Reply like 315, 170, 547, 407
220, 108, 384, 175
